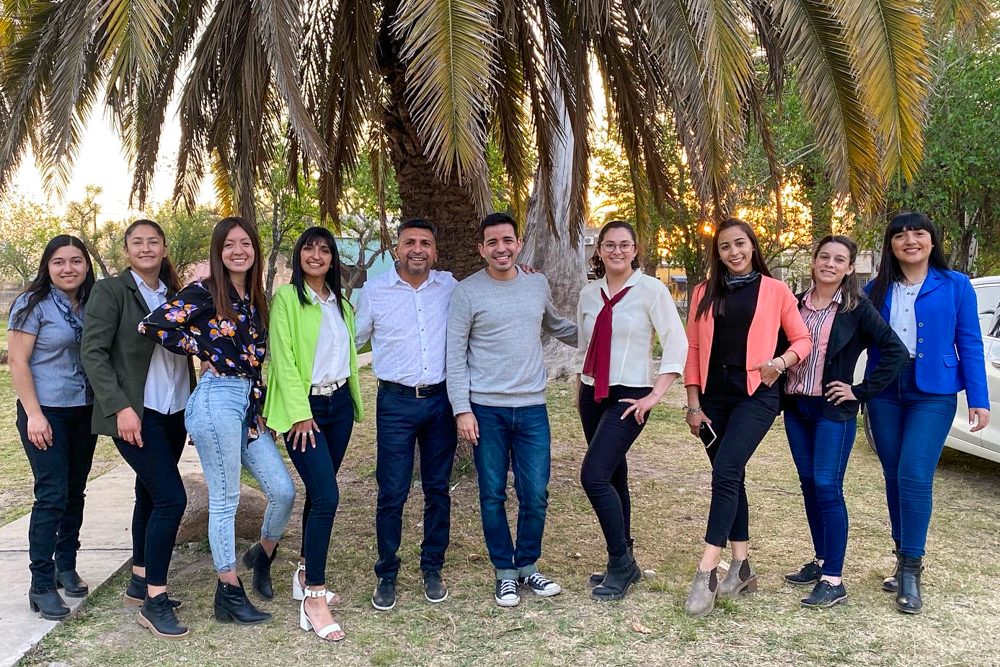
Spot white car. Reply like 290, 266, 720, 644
859, 275, 1000, 463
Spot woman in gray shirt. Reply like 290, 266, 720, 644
8, 235, 97, 621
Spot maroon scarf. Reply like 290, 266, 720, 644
582, 285, 633, 401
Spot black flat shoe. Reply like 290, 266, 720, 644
372, 578, 396, 611
124, 573, 183, 609
138, 592, 190, 639
28, 587, 70, 620
213, 578, 272, 625
801, 581, 848, 608
784, 560, 822, 586
241, 542, 277, 600
55, 569, 89, 598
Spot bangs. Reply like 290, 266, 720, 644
887, 212, 935, 237
298, 227, 335, 249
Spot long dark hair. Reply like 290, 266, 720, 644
694, 217, 772, 321
124, 219, 182, 295
590, 220, 641, 279
10, 235, 96, 328
206, 216, 268, 327
867, 212, 949, 311
290, 226, 345, 314
812, 235, 863, 313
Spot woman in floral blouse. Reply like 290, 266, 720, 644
140, 216, 295, 627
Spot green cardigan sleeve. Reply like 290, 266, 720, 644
263, 287, 314, 433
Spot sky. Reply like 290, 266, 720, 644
10, 98, 201, 224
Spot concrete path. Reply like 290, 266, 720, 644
0, 446, 204, 667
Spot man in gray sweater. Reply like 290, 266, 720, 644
446, 213, 578, 608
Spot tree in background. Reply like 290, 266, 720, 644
150, 202, 217, 278
0, 0, 939, 280
0, 192, 60, 283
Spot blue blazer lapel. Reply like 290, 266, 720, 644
917, 266, 945, 298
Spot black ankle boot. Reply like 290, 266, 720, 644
55, 569, 88, 598
28, 587, 70, 620
241, 542, 277, 600
591, 552, 642, 601
138, 592, 190, 639
882, 547, 903, 593
214, 578, 272, 625
589, 540, 635, 588
895, 555, 924, 614
125, 573, 183, 609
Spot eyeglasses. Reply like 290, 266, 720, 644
601, 241, 635, 253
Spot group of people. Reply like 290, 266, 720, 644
8, 208, 988, 643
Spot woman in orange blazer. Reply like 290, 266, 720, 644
682, 218, 811, 618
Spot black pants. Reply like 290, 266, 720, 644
374, 385, 457, 579
578, 384, 649, 558
16, 401, 97, 591
701, 366, 780, 548
285, 388, 354, 586
113, 408, 187, 587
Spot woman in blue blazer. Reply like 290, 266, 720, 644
865, 212, 990, 615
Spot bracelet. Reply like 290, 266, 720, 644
684, 405, 703, 415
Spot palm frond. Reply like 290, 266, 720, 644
40, 1, 100, 198
747, 77, 784, 227
490, 15, 529, 223
771, 0, 880, 207
930, 0, 995, 48
393, 0, 497, 207
561, 0, 591, 244
0, 1, 60, 194
369, 79, 393, 242
210, 148, 235, 216
127, 0, 209, 209
842, 0, 929, 183
98, 0, 174, 88
251, 0, 329, 170
749, 0, 784, 102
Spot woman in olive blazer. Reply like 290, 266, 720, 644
81, 220, 195, 640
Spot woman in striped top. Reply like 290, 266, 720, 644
780, 236, 906, 608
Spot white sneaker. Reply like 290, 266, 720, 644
495, 579, 520, 607
519, 572, 562, 597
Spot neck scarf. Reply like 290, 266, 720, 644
724, 269, 760, 291
582, 284, 633, 401
50, 288, 84, 343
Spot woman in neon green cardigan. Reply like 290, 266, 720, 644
263, 227, 363, 642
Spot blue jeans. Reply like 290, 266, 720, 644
285, 388, 354, 586
374, 387, 457, 579
471, 403, 551, 580
185, 373, 296, 573
866, 360, 957, 558
783, 396, 856, 577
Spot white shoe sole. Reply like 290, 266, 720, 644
526, 585, 562, 597
372, 596, 396, 611
495, 596, 520, 607
425, 590, 449, 603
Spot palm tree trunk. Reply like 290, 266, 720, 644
519, 90, 586, 379
381, 34, 484, 279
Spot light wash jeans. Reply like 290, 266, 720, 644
185, 373, 295, 573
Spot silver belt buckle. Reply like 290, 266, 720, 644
414, 384, 429, 399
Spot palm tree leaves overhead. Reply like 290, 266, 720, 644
393, 0, 498, 214
0, 0, 936, 231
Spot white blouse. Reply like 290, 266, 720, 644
890, 280, 923, 358
575, 270, 688, 388
308, 286, 351, 385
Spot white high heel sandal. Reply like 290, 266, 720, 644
292, 563, 338, 604
299, 588, 344, 641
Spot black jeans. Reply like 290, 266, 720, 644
16, 401, 98, 591
113, 408, 187, 586
700, 366, 780, 548
285, 388, 355, 586
374, 386, 457, 579
578, 384, 649, 558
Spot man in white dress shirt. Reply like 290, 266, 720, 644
354, 218, 458, 611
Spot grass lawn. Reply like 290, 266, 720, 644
10, 366, 1000, 666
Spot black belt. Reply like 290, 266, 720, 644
378, 380, 446, 399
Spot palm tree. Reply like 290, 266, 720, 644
0, 0, 984, 277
